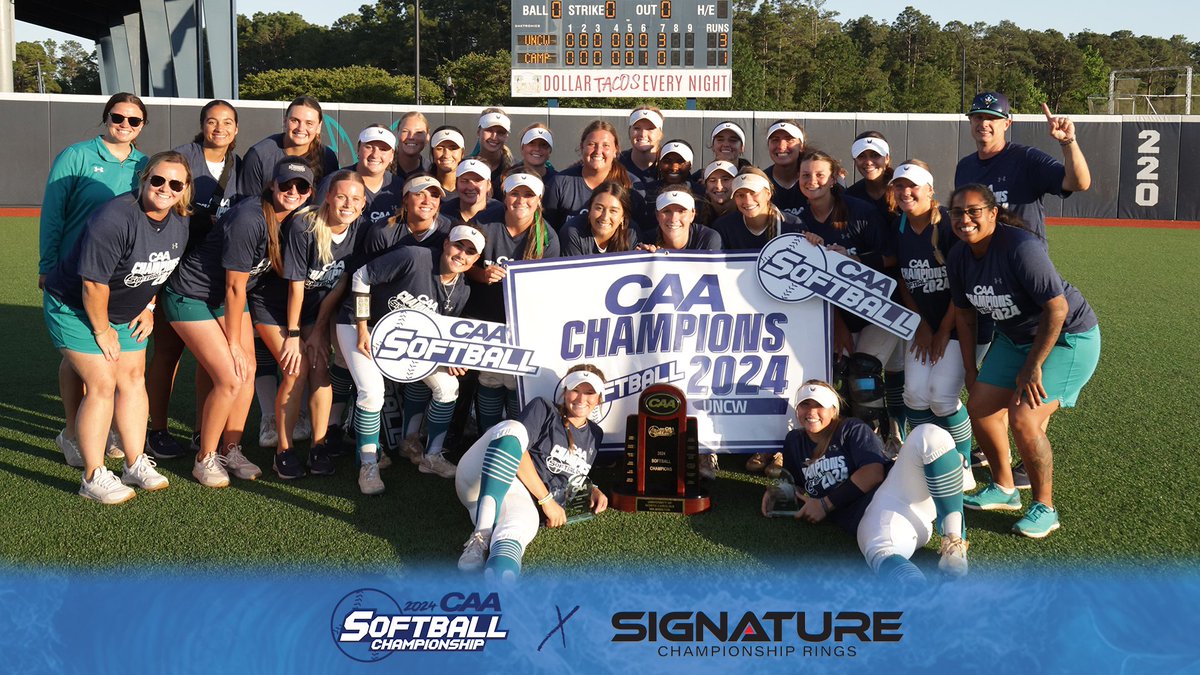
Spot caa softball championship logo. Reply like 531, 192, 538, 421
330, 588, 508, 660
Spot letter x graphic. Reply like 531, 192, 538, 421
538, 605, 580, 651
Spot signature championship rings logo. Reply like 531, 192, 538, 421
756, 234, 920, 340
331, 588, 508, 660
370, 308, 540, 383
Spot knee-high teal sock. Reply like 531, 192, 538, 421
924, 448, 965, 538
474, 434, 524, 531
329, 365, 353, 428
884, 370, 906, 440
504, 388, 521, 421
485, 538, 524, 580
906, 407, 935, 436
355, 406, 381, 464
936, 407, 974, 469
425, 399, 456, 456
402, 382, 432, 438
476, 385, 505, 431
877, 554, 925, 583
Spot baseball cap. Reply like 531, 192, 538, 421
968, 92, 1010, 119
272, 158, 313, 186
795, 382, 839, 409
449, 224, 485, 253
358, 126, 396, 150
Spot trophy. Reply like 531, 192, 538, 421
562, 475, 597, 525
611, 384, 711, 515
766, 468, 801, 518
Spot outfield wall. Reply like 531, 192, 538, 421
2, 93, 1197, 220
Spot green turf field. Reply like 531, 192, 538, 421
2, 217, 1197, 575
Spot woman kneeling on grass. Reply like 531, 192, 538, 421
43, 151, 192, 503
947, 184, 1100, 539
455, 365, 609, 580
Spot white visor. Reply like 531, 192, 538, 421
658, 141, 693, 165
358, 126, 397, 150
431, 128, 465, 149
656, 190, 695, 211
449, 225, 485, 253
890, 163, 935, 188
478, 112, 511, 132
455, 158, 492, 181
502, 173, 544, 197
710, 122, 746, 145
767, 122, 804, 142
731, 173, 771, 195
562, 370, 606, 401
628, 109, 664, 129
521, 127, 554, 148
703, 160, 738, 181
403, 175, 445, 196
851, 137, 890, 159
795, 383, 839, 409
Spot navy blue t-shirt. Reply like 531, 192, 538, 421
281, 211, 364, 322
954, 143, 1067, 243
464, 215, 561, 323
359, 213, 454, 260
799, 194, 887, 332
643, 223, 723, 251
336, 244, 469, 326
948, 224, 1097, 344
169, 197, 280, 305
440, 197, 503, 226
541, 165, 646, 232
764, 165, 808, 218
883, 208, 993, 343
780, 417, 889, 536
174, 141, 241, 252
46, 193, 189, 324
238, 133, 340, 197
519, 398, 604, 507
559, 214, 641, 256
845, 179, 890, 220
315, 169, 403, 226
711, 210, 804, 251
618, 148, 657, 197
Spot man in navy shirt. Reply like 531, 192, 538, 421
954, 92, 1091, 244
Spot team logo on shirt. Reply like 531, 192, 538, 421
966, 284, 1019, 320
901, 259, 948, 294
387, 290, 438, 313
248, 257, 273, 277
802, 454, 848, 494
545, 442, 591, 477
124, 250, 179, 287
306, 260, 345, 289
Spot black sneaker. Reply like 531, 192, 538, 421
325, 425, 347, 459
1011, 461, 1031, 490
308, 443, 335, 476
273, 449, 305, 480
144, 429, 187, 460
970, 450, 989, 468
190, 431, 201, 453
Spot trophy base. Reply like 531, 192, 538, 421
611, 490, 711, 515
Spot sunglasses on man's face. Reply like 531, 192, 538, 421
148, 175, 186, 193
109, 113, 144, 128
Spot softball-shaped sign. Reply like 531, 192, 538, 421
756, 233, 824, 303
370, 309, 442, 383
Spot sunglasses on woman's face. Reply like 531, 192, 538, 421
278, 179, 312, 194
148, 175, 186, 193
109, 113, 144, 128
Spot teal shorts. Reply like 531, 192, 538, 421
977, 325, 1101, 408
162, 285, 226, 322
43, 292, 147, 354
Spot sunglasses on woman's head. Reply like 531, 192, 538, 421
109, 113, 144, 128
148, 175, 186, 193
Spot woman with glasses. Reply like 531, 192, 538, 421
947, 184, 1100, 539
42, 151, 192, 503
39, 92, 149, 469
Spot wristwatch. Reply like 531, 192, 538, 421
286, 328, 301, 338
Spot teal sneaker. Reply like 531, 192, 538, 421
1013, 501, 1061, 539
963, 482, 1022, 511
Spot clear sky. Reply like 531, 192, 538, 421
15, 0, 1197, 47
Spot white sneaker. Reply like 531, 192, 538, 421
458, 531, 489, 572
192, 452, 231, 488
401, 434, 425, 465
220, 444, 262, 480
258, 415, 278, 448
294, 413, 312, 441
80, 466, 136, 504
106, 428, 125, 459
121, 453, 169, 491
377, 451, 393, 470
699, 453, 719, 480
419, 452, 457, 478
56, 430, 84, 468
358, 462, 385, 495
938, 533, 970, 577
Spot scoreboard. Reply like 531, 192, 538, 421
511, 0, 732, 98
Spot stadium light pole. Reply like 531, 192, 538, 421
414, 0, 421, 105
